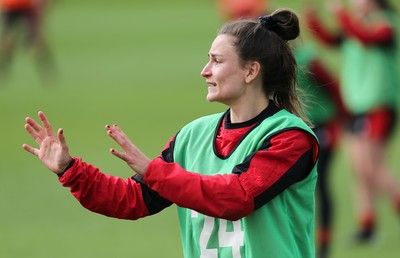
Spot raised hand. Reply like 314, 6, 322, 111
23, 111, 72, 174
106, 124, 150, 177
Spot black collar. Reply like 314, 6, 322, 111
224, 100, 281, 129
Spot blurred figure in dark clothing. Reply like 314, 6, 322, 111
0, 0, 56, 81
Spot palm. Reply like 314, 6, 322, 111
38, 136, 67, 172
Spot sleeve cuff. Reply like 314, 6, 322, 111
57, 157, 76, 178
143, 157, 163, 183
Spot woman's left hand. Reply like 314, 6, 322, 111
106, 124, 151, 177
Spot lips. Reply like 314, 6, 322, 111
206, 81, 217, 87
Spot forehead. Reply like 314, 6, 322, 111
209, 34, 237, 56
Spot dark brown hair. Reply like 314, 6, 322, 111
218, 8, 310, 125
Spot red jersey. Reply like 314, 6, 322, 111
0, 0, 34, 11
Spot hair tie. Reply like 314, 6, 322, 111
259, 15, 276, 29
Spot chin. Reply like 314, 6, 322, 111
206, 94, 219, 102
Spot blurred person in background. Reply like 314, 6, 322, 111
306, 0, 400, 244
294, 40, 348, 257
216, 0, 269, 20
0, 0, 55, 82
23, 9, 321, 258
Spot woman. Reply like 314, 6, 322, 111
23, 8, 319, 257
306, 0, 400, 243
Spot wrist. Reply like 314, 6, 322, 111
57, 158, 75, 177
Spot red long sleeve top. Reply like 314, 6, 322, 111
335, 9, 394, 45
59, 107, 318, 221
305, 9, 394, 46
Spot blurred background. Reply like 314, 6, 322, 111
0, 0, 399, 257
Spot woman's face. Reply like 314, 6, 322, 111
201, 34, 249, 105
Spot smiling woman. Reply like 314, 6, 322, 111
22, 8, 320, 258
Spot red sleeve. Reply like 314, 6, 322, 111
144, 130, 318, 221
335, 9, 394, 45
309, 59, 348, 118
305, 10, 342, 46
59, 157, 150, 220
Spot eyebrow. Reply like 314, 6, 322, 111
209, 52, 223, 57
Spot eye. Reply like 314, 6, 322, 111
214, 59, 221, 64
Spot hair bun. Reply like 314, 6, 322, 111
259, 15, 277, 29
261, 9, 300, 41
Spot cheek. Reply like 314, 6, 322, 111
219, 79, 245, 99
217, 67, 245, 84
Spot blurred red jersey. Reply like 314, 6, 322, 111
218, 0, 268, 20
0, 0, 34, 10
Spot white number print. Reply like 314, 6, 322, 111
191, 210, 244, 258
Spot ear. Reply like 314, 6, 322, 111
244, 61, 261, 84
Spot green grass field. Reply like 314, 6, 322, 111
1, 0, 400, 257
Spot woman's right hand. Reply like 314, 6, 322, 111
22, 111, 72, 174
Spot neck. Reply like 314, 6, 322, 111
229, 97, 269, 123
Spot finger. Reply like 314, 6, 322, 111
112, 124, 125, 134
25, 117, 44, 134
22, 144, 39, 156
107, 127, 123, 142
110, 148, 128, 162
107, 130, 125, 154
109, 124, 122, 136
107, 128, 132, 151
110, 124, 130, 143
25, 123, 43, 145
38, 111, 55, 137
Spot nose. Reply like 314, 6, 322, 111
201, 62, 211, 78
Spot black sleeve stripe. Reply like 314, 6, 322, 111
232, 138, 272, 175
161, 133, 178, 163
132, 174, 173, 215
253, 148, 315, 210
161, 148, 173, 163
130, 134, 178, 214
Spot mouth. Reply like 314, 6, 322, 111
206, 81, 217, 87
